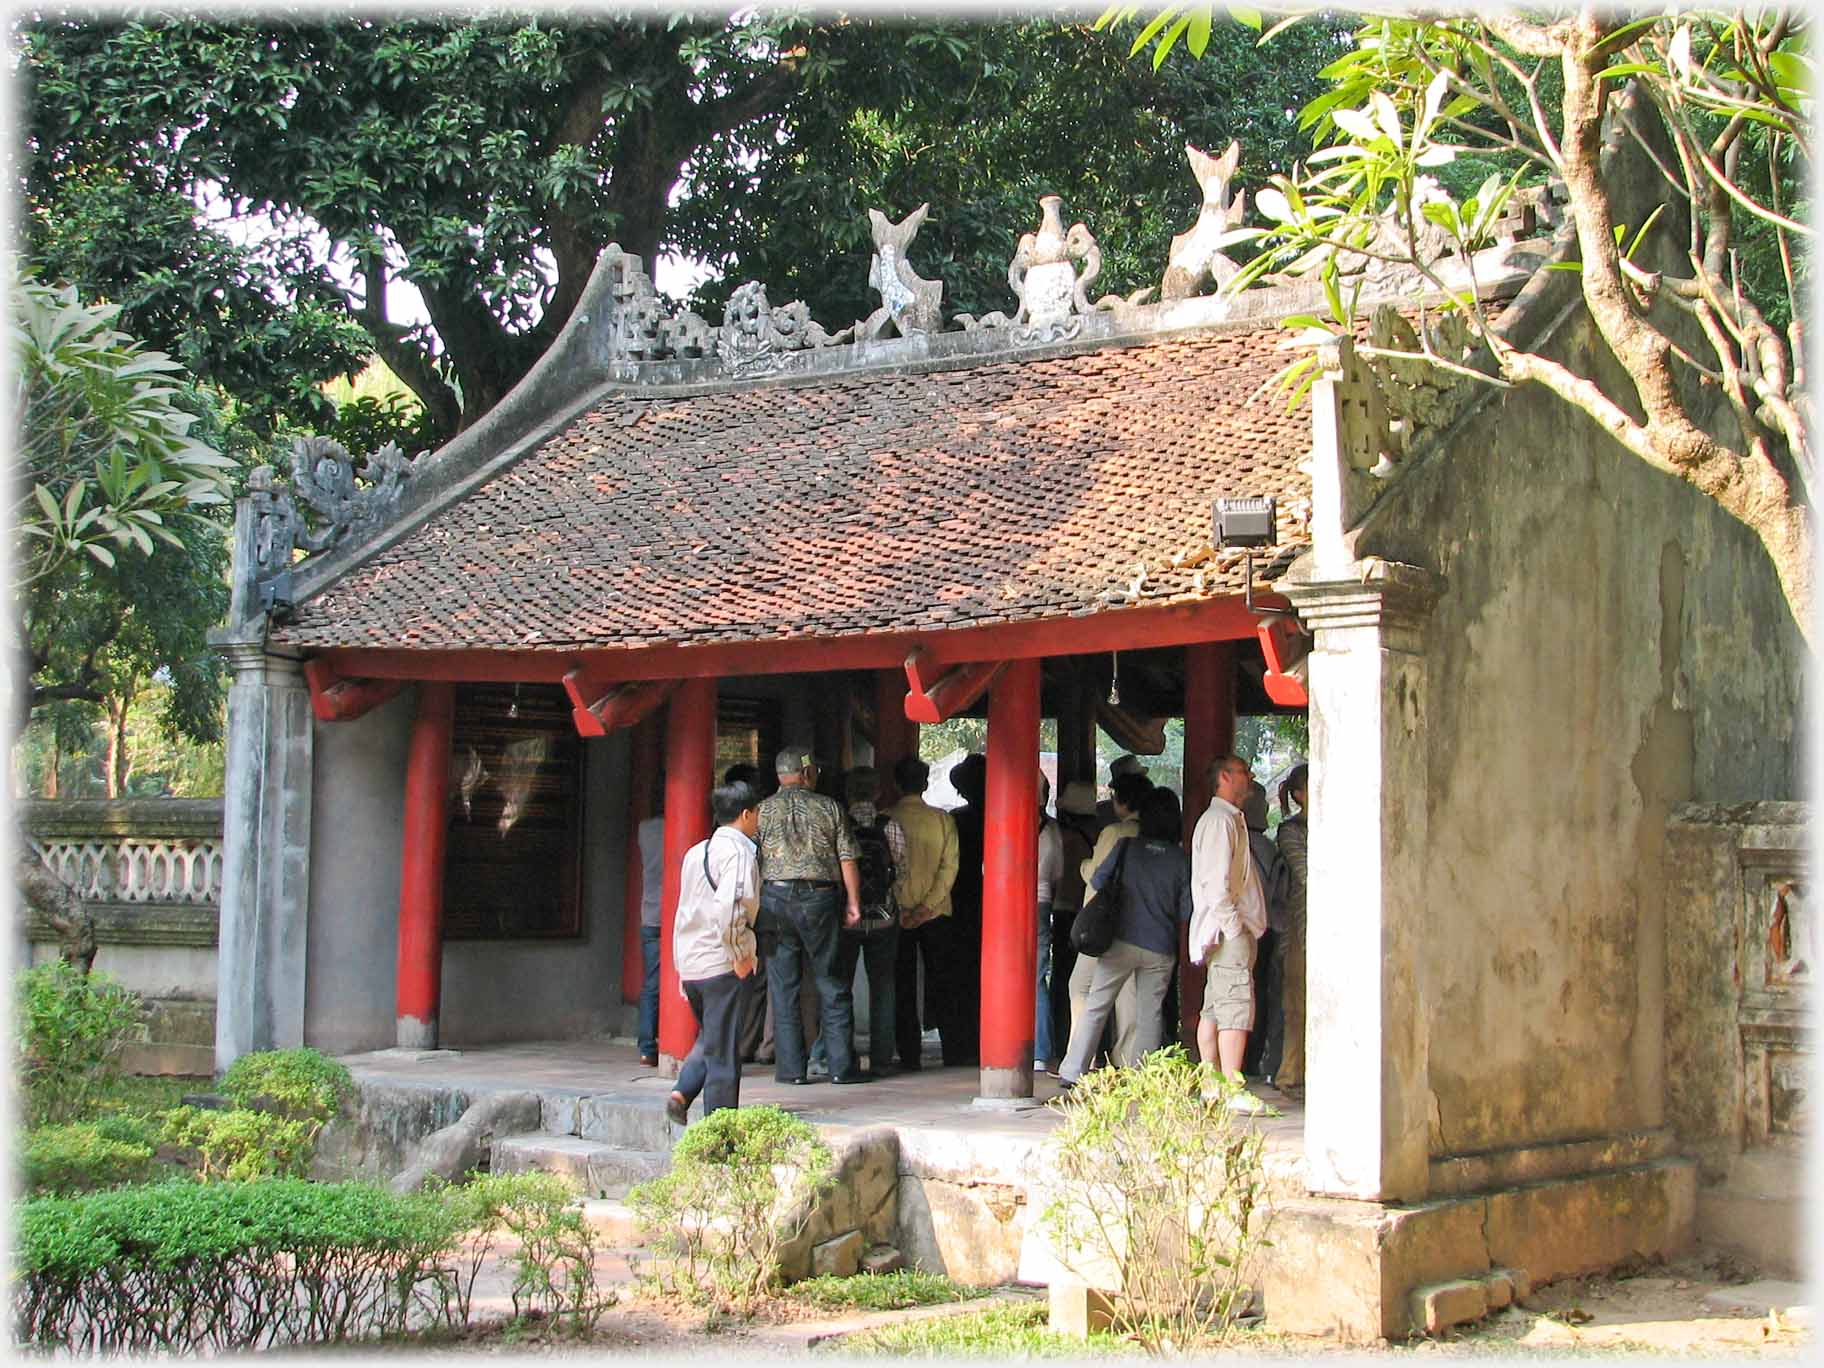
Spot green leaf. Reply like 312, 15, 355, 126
1623, 202, 1666, 260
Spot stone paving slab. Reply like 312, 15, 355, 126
493, 1134, 670, 1199
1701, 1280, 1812, 1322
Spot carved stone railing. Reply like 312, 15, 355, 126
20, 799, 224, 948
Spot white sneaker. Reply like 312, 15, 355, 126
1223, 1089, 1271, 1115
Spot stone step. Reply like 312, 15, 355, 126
541, 1094, 677, 1152
493, 1133, 671, 1200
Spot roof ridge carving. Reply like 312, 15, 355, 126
231, 142, 1568, 631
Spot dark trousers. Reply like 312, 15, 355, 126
894, 920, 937, 1069
758, 882, 853, 1081
835, 921, 898, 1068
930, 910, 981, 1066
676, 972, 745, 1117
637, 924, 661, 1058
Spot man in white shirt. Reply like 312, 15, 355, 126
1189, 754, 1270, 1114
666, 781, 763, 1127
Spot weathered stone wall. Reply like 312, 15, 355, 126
1351, 318, 1806, 1158
1662, 802, 1808, 1275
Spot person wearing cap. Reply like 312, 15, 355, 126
1095, 754, 1148, 831
756, 747, 870, 1085
888, 755, 960, 1072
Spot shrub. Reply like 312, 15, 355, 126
15, 961, 146, 1126
220, 1047, 353, 1124
424, 1170, 613, 1334
629, 1105, 835, 1314
13, 1178, 466, 1353
20, 1122, 156, 1195
160, 1105, 316, 1181
1041, 1046, 1273, 1351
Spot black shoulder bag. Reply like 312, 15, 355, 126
1069, 837, 1130, 957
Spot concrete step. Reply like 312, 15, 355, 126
493, 1133, 671, 1199
540, 1094, 677, 1152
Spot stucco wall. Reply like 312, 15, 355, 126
1352, 317, 1806, 1157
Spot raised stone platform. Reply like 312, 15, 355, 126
320, 1037, 1696, 1342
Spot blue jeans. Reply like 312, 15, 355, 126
758, 882, 854, 1081
835, 920, 899, 1069
1034, 900, 1055, 1066
638, 924, 661, 1057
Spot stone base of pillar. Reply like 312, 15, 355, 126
1261, 1158, 1696, 1341
396, 1016, 438, 1050
658, 1052, 683, 1079
975, 1065, 1034, 1100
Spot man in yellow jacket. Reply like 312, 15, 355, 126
887, 755, 960, 1073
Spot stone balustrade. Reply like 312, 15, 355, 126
20, 798, 224, 947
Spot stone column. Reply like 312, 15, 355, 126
980, 657, 1040, 1099
1281, 561, 1442, 1202
214, 641, 314, 1074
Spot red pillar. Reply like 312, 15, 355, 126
874, 669, 917, 800
981, 657, 1041, 1098
1179, 642, 1237, 1051
396, 682, 455, 1049
622, 714, 662, 1005
658, 678, 717, 1068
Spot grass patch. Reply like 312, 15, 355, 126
838, 1302, 1141, 1357
788, 1269, 980, 1312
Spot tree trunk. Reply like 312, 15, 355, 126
104, 689, 135, 799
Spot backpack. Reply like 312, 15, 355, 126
853, 818, 898, 924
1249, 829, 1293, 933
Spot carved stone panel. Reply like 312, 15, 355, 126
1738, 856, 1809, 1144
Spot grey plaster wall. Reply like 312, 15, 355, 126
1353, 315, 1806, 1157
305, 685, 414, 1054
439, 731, 629, 1044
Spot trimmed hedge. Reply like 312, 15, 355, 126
14, 1178, 464, 1353
20, 1122, 156, 1196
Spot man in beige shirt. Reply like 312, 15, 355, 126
1190, 754, 1270, 1114
888, 755, 959, 1073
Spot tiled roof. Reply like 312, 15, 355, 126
276, 328, 1311, 653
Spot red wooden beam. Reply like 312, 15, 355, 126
315, 593, 1276, 687
1257, 617, 1311, 709
302, 656, 405, 723
561, 669, 676, 737
903, 649, 1005, 725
